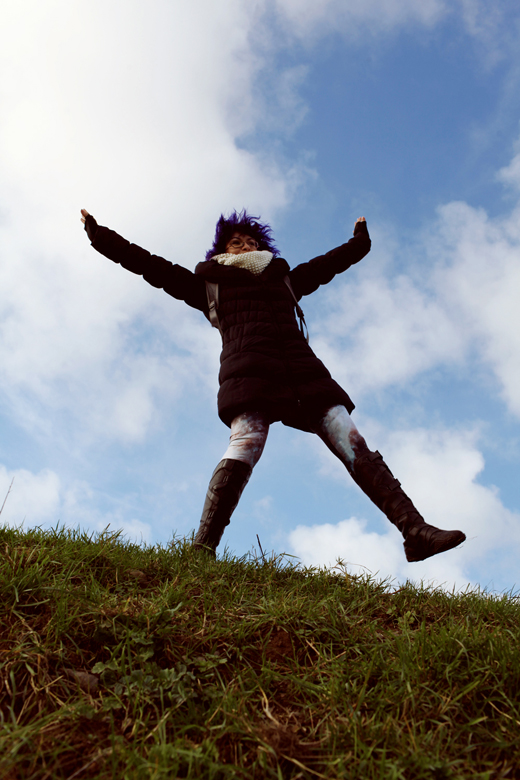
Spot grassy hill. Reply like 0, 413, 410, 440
1, 525, 519, 779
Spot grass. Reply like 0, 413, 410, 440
0, 525, 519, 779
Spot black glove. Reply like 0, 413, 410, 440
353, 219, 368, 236
84, 214, 98, 243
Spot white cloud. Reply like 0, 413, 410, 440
289, 516, 403, 578
269, 0, 518, 53
429, 199, 520, 417
0, 1, 294, 446
455, 0, 520, 63
0, 464, 154, 543
497, 143, 520, 190
0, 465, 61, 526
61, 478, 155, 542
310, 152, 520, 419
288, 424, 520, 591
311, 264, 466, 398
95, 516, 153, 545
271, 0, 446, 41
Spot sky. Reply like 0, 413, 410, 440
1, 0, 520, 593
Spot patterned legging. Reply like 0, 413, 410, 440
222, 405, 368, 473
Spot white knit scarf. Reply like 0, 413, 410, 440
213, 250, 273, 276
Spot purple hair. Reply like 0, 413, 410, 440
205, 210, 280, 261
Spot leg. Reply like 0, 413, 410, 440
193, 411, 270, 557
314, 406, 466, 562
312, 405, 369, 475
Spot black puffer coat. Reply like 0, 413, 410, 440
86, 217, 371, 431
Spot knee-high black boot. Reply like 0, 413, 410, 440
193, 458, 252, 557
351, 449, 466, 562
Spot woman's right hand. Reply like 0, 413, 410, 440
353, 216, 366, 234
80, 208, 89, 224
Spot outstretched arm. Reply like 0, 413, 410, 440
288, 216, 371, 299
80, 209, 207, 312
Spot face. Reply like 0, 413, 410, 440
225, 232, 259, 255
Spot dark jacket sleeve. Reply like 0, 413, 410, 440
288, 220, 371, 300
85, 216, 207, 312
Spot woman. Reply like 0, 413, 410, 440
80, 208, 465, 563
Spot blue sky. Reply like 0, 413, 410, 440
1, 0, 520, 592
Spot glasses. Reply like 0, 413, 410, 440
227, 237, 259, 250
